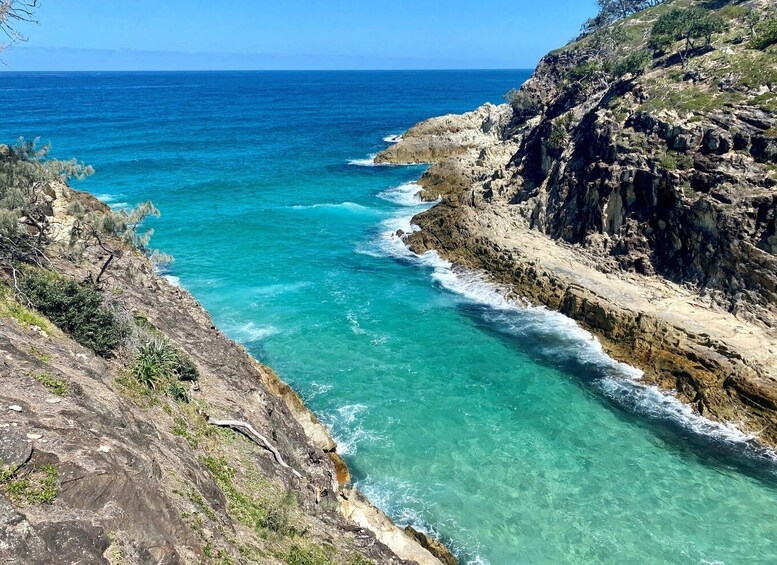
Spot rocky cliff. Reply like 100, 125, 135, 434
0, 183, 450, 564
378, 0, 777, 446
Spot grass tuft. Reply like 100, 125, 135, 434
33, 372, 68, 396
1, 463, 59, 505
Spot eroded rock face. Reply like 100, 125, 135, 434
0, 193, 446, 564
375, 103, 513, 165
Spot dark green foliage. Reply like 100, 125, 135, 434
548, 115, 574, 150
749, 19, 777, 50
613, 50, 652, 77
650, 7, 728, 60
285, 546, 334, 565
130, 335, 199, 396
504, 88, 544, 122
583, 0, 664, 33
19, 267, 128, 357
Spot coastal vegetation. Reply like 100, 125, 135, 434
649, 7, 728, 64
18, 266, 128, 357
0, 140, 92, 270
0, 463, 58, 505
750, 17, 777, 49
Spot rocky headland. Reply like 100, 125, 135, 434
377, 0, 777, 447
0, 180, 453, 564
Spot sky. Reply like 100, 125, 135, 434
2, 0, 597, 71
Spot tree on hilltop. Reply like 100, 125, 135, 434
649, 7, 728, 66
583, 0, 665, 33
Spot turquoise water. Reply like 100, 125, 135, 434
2, 71, 777, 564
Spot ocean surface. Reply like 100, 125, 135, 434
2, 70, 777, 564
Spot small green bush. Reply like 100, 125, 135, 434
34, 373, 68, 396
548, 113, 574, 150
613, 50, 652, 78
19, 267, 128, 357
505, 88, 543, 122
568, 60, 602, 83
285, 546, 334, 565
1, 463, 59, 505
130, 335, 199, 396
749, 19, 777, 50
650, 8, 728, 56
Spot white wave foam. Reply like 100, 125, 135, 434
347, 154, 378, 166
291, 201, 373, 212
357, 475, 489, 565
427, 265, 775, 450
597, 378, 757, 445
383, 134, 403, 144
163, 274, 181, 287
305, 381, 334, 401
428, 261, 773, 449
319, 403, 386, 455
348, 154, 399, 167
346, 310, 366, 335
357, 475, 428, 526
223, 320, 278, 343
376, 211, 774, 456
94, 193, 119, 204
378, 182, 428, 207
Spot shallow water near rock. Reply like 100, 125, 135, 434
2, 70, 777, 564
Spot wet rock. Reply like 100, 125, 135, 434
404, 526, 459, 565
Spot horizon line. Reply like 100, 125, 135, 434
0, 67, 533, 73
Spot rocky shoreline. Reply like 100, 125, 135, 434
0, 183, 455, 564
376, 85, 777, 448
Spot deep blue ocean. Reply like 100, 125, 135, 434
2, 71, 777, 564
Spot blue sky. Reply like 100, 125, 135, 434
3, 0, 597, 71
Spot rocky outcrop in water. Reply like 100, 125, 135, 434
378, 0, 777, 447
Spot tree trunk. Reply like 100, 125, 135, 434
96, 252, 114, 283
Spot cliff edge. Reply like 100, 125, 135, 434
378, 0, 777, 447
0, 181, 450, 564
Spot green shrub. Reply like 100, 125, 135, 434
264, 491, 296, 535
650, 8, 728, 57
505, 88, 543, 122
548, 113, 574, 150
130, 336, 198, 396
613, 50, 652, 78
34, 373, 68, 396
749, 19, 777, 50
19, 267, 128, 357
1, 463, 59, 505
285, 546, 333, 565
